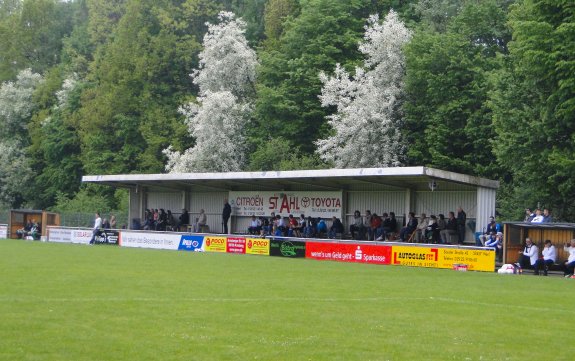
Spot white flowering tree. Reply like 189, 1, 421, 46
0, 68, 42, 207
165, 11, 258, 172
316, 10, 411, 168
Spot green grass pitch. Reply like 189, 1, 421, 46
0, 239, 572, 360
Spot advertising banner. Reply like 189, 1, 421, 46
119, 231, 180, 250
178, 235, 205, 252
245, 238, 270, 256
269, 239, 306, 258
94, 230, 119, 245
204, 236, 227, 253
0, 224, 7, 239
306, 242, 391, 265
226, 237, 246, 254
228, 191, 343, 218
391, 245, 495, 272
48, 227, 92, 244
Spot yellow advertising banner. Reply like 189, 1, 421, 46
245, 238, 270, 256
391, 245, 495, 272
204, 236, 227, 253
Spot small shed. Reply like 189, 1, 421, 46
9, 209, 60, 239
502, 222, 575, 264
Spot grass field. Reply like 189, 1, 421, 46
0, 239, 572, 361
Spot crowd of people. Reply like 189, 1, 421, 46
247, 213, 340, 239
16, 219, 42, 240
517, 238, 575, 277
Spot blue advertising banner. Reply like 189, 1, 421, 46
178, 235, 205, 251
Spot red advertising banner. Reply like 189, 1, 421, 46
306, 242, 391, 265
226, 237, 246, 254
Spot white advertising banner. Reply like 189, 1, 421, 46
0, 224, 7, 239
229, 191, 343, 218
120, 231, 181, 250
48, 227, 92, 244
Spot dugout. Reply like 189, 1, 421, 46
8, 209, 60, 239
502, 222, 575, 264
82, 167, 498, 242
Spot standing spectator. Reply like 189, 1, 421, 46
542, 209, 552, 223
102, 218, 111, 229
440, 212, 458, 244
110, 215, 117, 229
350, 210, 363, 240
518, 238, 539, 273
530, 209, 544, 223
178, 209, 190, 232
194, 209, 207, 233
456, 207, 467, 244
563, 239, 575, 277
89, 212, 102, 245
534, 240, 556, 276
222, 199, 232, 234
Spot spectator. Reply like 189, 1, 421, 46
316, 218, 328, 237
524, 208, 534, 222
248, 215, 262, 235
363, 210, 373, 241
16, 220, 33, 239
177, 209, 189, 231
534, 240, 556, 276
370, 213, 382, 241
542, 208, 552, 223
89, 212, 102, 245
110, 215, 117, 229
425, 215, 439, 243
387, 212, 398, 236
262, 212, 275, 235
530, 209, 544, 223
456, 207, 467, 244
376, 212, 390, 241
440, 212, 458, 244
102, 218, 111, 229
297, 214, 306, 236
415, 213, 428, 242
437, 214, 446, 236
274, 214, 287, 236
479, 216, 499, 246
485, 232, 503, 262
399, 212, 418, 242
222, 199, 232, 234
194, 209, 207, 233
156, 209, 167, 231
328, 216, 344, 239
303, 216, 317, 238
288, 214, 299, 237
517, 238, 538, 272
350, 210, 363, 240
563, 239, 575, 277
166, 210, 175, 231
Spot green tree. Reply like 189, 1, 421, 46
490, 0, 575, 220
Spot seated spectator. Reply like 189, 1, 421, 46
479, 216, 499, 246
274, 214, 288, 236
287, 214, 299, 237
530, 209, 544, 223
425, 215, 439, 243
517, 238, 538, 272
563, 239, 575, 277
350, 210, 364, 240
534, 240, 556, 276
440, 212, 458, 244
316, 218, 328, 237
399, 212, 418, 242
303, 216, 316, 238
524, 208, 534, 222
165, 210, 175, 231
297, 214, 306, 237
193, 209, 207, 233
363, 210, 373, 241
262, 214, 273, 236
248, 215, 262, 235
29, 221, 41, 240
485, 232, 503, 262
177, 209, 190, 232
16, 220, 33, 239
415, 213, 428, 242
376, 213, 390, 241
156, 208, 167, 231
542, 208, 553, 223
370, 213, 382, 241
328, 216, 344, 239
437, 214, 446, 234
385, 212, 398, 240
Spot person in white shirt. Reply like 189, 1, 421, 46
534, 240, 556, 276
517, 238, 538, 272
530, 209, 544, 223
193, 209, 207, 233
247, 215, 262, 235
563, 239, 575, 277
89, 212, 102, 245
